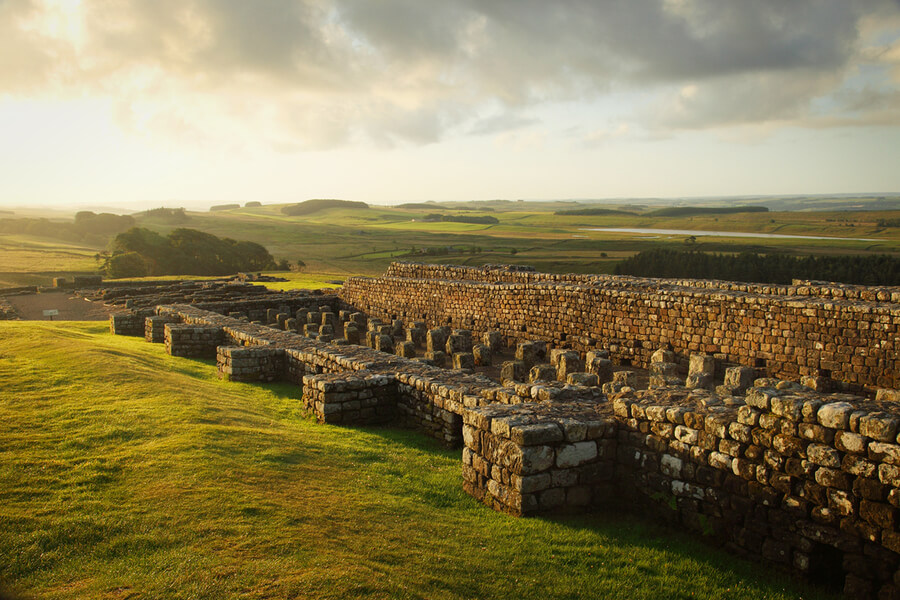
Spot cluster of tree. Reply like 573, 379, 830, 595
877, 218, 900, 227
399, 202, 441, 209
99, 227, 281, 278
0, 212, 135, 245
421, 214, 499, 224
554, 208, 636, 216
139, 207, 190, 223
408, 245, 484, 255
210, 203, 240, 211
614, 249, 900, 286
644, 206, 769, 217
245, 201, 262, 208
281, 199, 369, 216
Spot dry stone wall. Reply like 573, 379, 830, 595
341, 262, 900, 393
104, 265, 900, 597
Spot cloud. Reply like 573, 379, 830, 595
1, 0, 898, 149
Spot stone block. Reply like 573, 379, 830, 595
453, 352, 475, 370
483, 331, 503, 353
556, 441, 598, 468
723, 366, 756, 394
688, 353, 716, 377
426, 350, 448, 367
651, 348, 675, 363
586, 357, 613, 383
426, 328, 449, 353
613, 370, 637, 386
446, 334, 470, 355
473, 344, 492, 366
529, 364, 557, 383
818, 402, 854, 430
557, 353, 584, 382
375, 334, 394, 354
567, 372, 599, 387
344, 323, 361, 345
396, 341, 416, 358
501, 360, 527, 383
516, 342, 544, 367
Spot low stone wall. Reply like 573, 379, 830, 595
217, 346, 284, 382
341, 262, 900, 392
164, 324, 224, 358
110, 311, 153, 336
145, 315, 181, 343
301, 371, 397, 425
463, 402, 618, 515
383, 262, 900, 302
106, 271, 900, 597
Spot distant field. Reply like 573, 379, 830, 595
3, 198, 900, 286
0, 321, 837, 599
0, 234, 101, 287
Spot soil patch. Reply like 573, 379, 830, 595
7, 291, 111, 321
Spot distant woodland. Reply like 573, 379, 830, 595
616, 249, 900, 286
281, 199, 369, 216
99, 227, 279, 278
0, 211, 135, 245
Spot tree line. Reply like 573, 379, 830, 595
99, 227, 281, 278
614, 249, 900, 286
0, 211, 135, 245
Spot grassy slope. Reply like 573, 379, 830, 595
0, 234, 101, 287
0, 322, 836, 600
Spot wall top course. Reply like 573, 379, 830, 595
378, 261, 900, 305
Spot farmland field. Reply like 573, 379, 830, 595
3, 197, 900, 287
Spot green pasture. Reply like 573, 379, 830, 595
0, 234, 101, 287
0, 321, 837, 599
4, 200, 900, 286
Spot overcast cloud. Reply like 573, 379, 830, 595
2, 0, 899, 149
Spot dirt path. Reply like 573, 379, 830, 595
6, 291, 111, 321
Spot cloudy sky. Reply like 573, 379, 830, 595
1, 0, 899, 209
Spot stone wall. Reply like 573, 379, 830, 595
462, 402, 618, 516
164, 324, 224, 358
217, 346, 284, 382
145, 315, 181, 343
109, 310, 153, 336
609, 385, 900, 598
341, 262, 900, 393
106, 264, 900, 597
301, 371, 397, 425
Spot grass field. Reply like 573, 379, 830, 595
4, 199, 900, 286
0, 321, 838, 599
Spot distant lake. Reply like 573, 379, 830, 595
581, 227, 879, 242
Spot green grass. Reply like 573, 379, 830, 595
0, 234, 102, 287
5, 201, 900, 287
0, 322, 837, 599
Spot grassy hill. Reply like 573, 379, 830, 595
4, 197, 900, 287
0, 321, 836, 599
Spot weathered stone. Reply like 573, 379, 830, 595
472, 344, 492, 367
818, 402, 854, 430
556, 441, 598, 468
567, 372, 599, 387
859, 413, 900, 442
501, 360, 526, 383
529, 364, 557, 383
452, 352, 475, 370
723, 366, 756, 394
688, 353, 716, 377
557, 353, 584, 382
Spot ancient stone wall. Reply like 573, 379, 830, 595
301, 371, 397, 426
341, 262, 900, 392
105, 266, 900, 597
